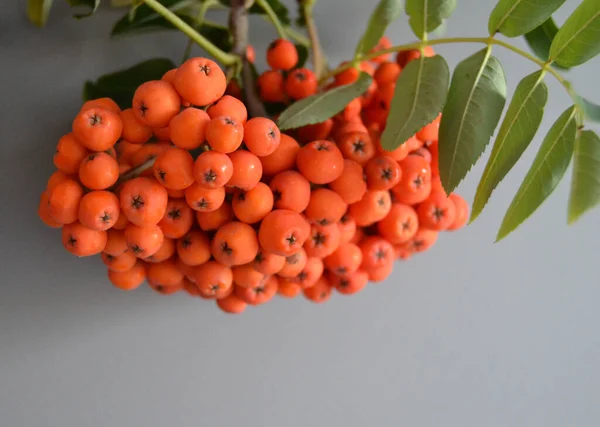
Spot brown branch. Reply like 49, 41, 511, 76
300, 0, 324, 79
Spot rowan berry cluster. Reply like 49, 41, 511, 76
38, 38, 468, 315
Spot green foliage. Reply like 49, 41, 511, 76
405, 0, 456, 40
111, 0, 194, 36
354, 0, 403, 57
471, 71, 548, 222
549, 0, 600, 67
523, 18, 569, 70
219, 0, 290, 25
577, 96, 600, 123
66, 0, 101, 18
27, 0, 53, 27
568, 130, 600, 224
380, 55, 449, 151
83, 58, 176, 109
497, 106, 578, 241
277, 73, 373, 130
295, 43, 309, 68
439, 48, 507, 194
488, 0, 566, 37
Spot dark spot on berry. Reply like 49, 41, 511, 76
131, 245, 143, 254
412, 240, 424, 250
89, 114, 102, 126
338, 278, 350, 288
352, 140, 365, 153
316, 142, 329, 151
317, 218, 330, 226
337, 266, 348, 275
221, 242, 233, 256
168, 209, 181, 220
87, 154, 97, 162
237, 191, 247, 202
254, 286, 265, 295
268, 40, 279, 50
294, 71, 306, 81
255, 252, 265, 263
433, 207, 445, 222
224, 117, 236, 125
377, 197, 386, 207
157, 170, 166, 182
210, 284, 220, 293
104, 254, 115, 263
381, 168, 393, 181
267, 128, 276, 139
131, 195, 144, 209
286, 253, 300, 265
285, 233, 297, 246
204, 169, 217, 183
199, 65, 210, 75
320, 291, 327, 299
67, 235, 77, 247
139, 102, 148, 116
340, 214, 349, 224
297, 271, 308, 282
379, 100, 388, 110
197, 198, 209, 209
375, 248, 387, 261
402, 220, 411, 231
100, 212, 111, 223
413, 176, 423, 188
272, 189, 282, 202
180, 236, 192, 249
312, 231, 326, 247
155, 285, 165, 292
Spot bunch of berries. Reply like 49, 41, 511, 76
38, 37, 468, 315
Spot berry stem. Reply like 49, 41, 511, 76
113, 158, 156, 188
300, 0, 325, 79
142, 0, 238, 66
255, 0, 288, 40
181, 0, 219, 63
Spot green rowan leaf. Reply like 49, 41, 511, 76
438, 48, 507, 194
523, 18, 570, 70
83, 58, 177, 110
574, 94, 600, 123
488, 0, 566, 37
380, 55, 449, 151
568, 130, 600, 224
549, 0, 600, 67
471, 71, 548, 222
296, 43, 309, 68
277, 73, 373, 130
497, 106, 578, 241
405, 0, 456, 40
354, 0, 403, 56
67, 0, 101, 18
27, 0, 53, 27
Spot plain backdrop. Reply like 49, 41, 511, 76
1, 1, 599, 426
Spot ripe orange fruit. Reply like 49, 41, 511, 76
119, 177, 168, 227
211, 221, 259, 266
296, 140, 344, 184
132, 80, 181, 128
266, 39, 298, 71
72, 108, 123, 152
62, 221, 107, 257
259, 209, 310, 257
78, 190, 120, 231
174, 57, 226, 106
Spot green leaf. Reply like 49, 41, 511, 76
471, 71, 548, 222
549, 0, 600, 67
574, 94, 600, 123
295, 43, 309, 69
354, 0, 403, 56
380, 55, 449, 151
67, 0, 101, 18
83, 58, 177, 110
27, 0, 53, 27
405, 0, 456, 40
438, 48, 507, 193
568, 130, 600, 224
277, 72, 373, 130
523, 18, 570, 70
497, 106, 578, 241
488, 0, 566, 37
249, 0, 290, 26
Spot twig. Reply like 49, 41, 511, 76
113, 158, 156, 188
181, 0, 217, 63
300, 1, 324, 79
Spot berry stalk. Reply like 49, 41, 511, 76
300, 0, 325, 79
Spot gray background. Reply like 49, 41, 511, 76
1, 1, 599, 426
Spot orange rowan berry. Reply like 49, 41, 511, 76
365, 156, 402, 191
132, 80, 181, 128
152, 147, 194, 190
206, 116, 244, 153
182, 277, 202, 297
144, 238, 175, 263
395, 245, 413, 260
192, 150, 233, 189
338, 214, 357, 244
194, 261, 233, 297
104, 229, 128, 255
232, 263, 265, 289
305, 188, 347, 225
124, 223, 164, 258
207, 95, 248, 124
46, 170, 69, 192
391, 155, 432, 205
447, 193, 469, 231
417, 120, 440, 143
329, 159, 367, 204
377, 203, 418, 244
161, 68, 177, 84
324, 243, 362, 276
38, 191, 61, 228
303, 275, 332, 303
212, 221, 259, 266
295, 256, 324, 289
235, 275, 278, 305
108, 260, 146, 291
78, 190, 120, 231
374, 61, 401, 86
120, 177, 168, 227
48, 178, 84, 224
296, 140, 344, 184
217, 293, 247, 314
296, 119, 333, 144
348, 190, 392, 226
62, 221, 107, 257
232, 182, 273, 224
257, 70, 285, 103
54, 133, 89, 174
266, 39, 298, 71
158, 198, 194, 239
225, 78, 243, 100
119, 108, 152, 144
227, 150, 262, 190
404, 228, 438, 253
337, 132, 375, 165
304, 223, 341, 258
412, 147, 432, 164
349, 227, 365, 245
252, 249, 286, 275
417, 190, 456, 231
146, 258, 183, 287
128, 143, 170, 169
396, 46, 435, 67
260, 134, 300, 177
334, 98, 362, 122
259, 209, 310, 257
334, 62, 372, 86
72, 108, 122, 152
165, 188, 185, 199
102, 250, 137, 272
176, 230, 211, 266
176, 257, 197, 281
330, 269, 368, 295
185, 182, 225, 212
78, 152, 119, 190
360, 79, 379, 108
243, 117, 281, 157
269, 170, 311, 213
174, 57, 226, 106
149, 281, 183, 295
366, 260, 394, 282
278, 279, 302, 298
115, 140, 142, 165
369, 36, 392, 63
279, 248, 308, 278
359, 236, 394, 270
152, 126, 171, 141
80, 97, 121, 114
196, 201, 234, 231
378, 140, 411, 164
246, 44, 256, 63
169, 107, 211, 150
285, 68, 318, 100
332, 120, 368, 141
